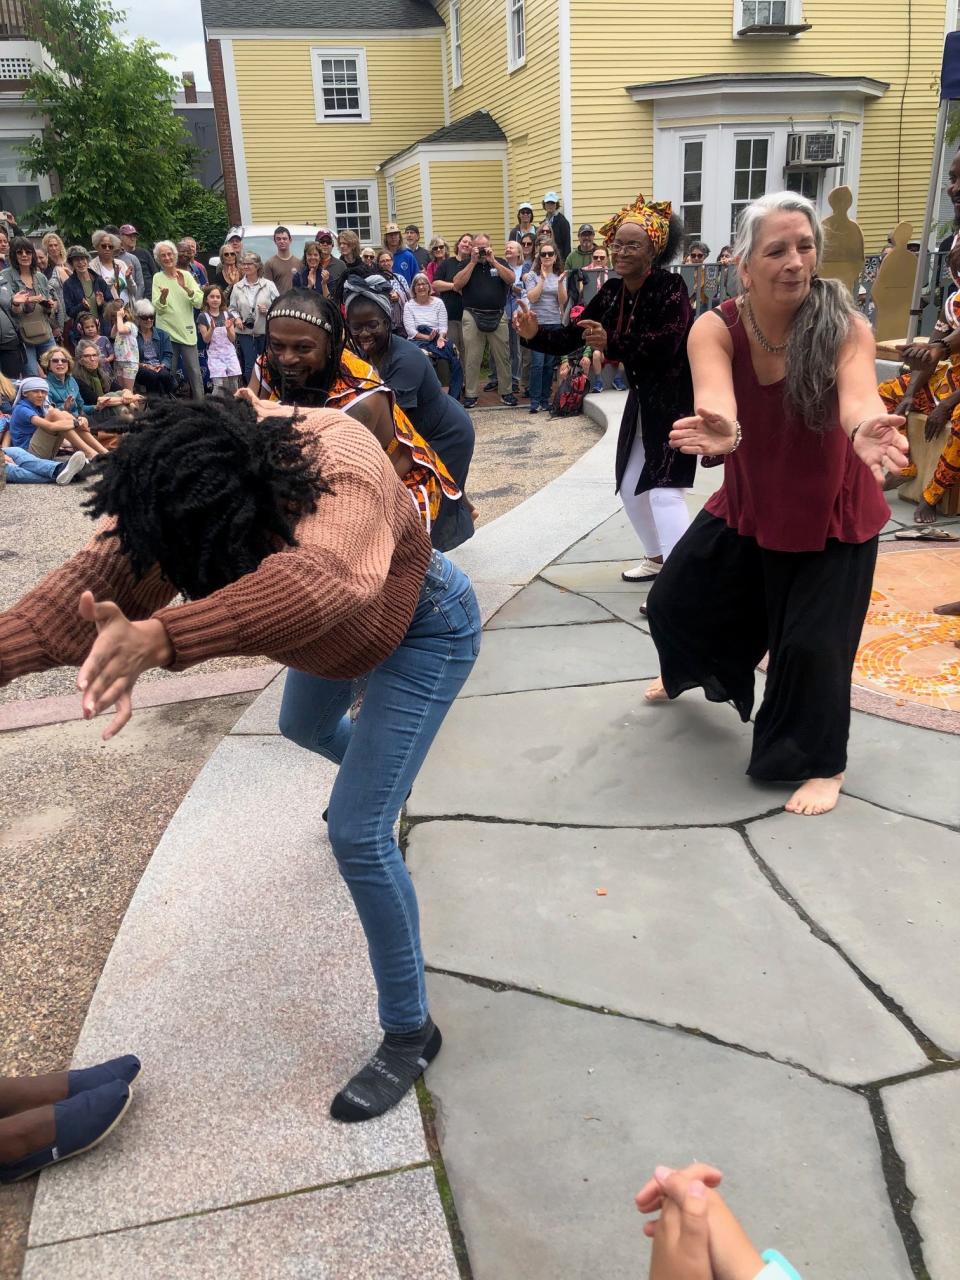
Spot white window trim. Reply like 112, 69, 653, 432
733, 0, 804, 38
507, 0, 526, 73
678, 133, 709, 241
323, 179, 381, 245
386, 177, 397, 223
311, 46, 370, 124
450, 1, 462, 89
655, 119, 861, 255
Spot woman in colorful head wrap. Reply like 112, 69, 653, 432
515, 193, 695, 581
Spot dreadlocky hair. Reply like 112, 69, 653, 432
83, 396, 330, 599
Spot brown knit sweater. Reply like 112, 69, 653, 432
0, 408, 433, 685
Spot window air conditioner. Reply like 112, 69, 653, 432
786, 131, 837, 165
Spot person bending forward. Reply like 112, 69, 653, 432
0, 396, 481, 1121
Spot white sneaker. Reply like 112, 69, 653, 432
56, 451, 87, 486
621, 558, 662, 582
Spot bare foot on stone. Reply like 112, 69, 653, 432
914, 499, 939, 525
644, 677, 670, 703
785, 774, 843, 816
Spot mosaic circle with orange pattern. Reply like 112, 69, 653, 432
852, 545, 960, 731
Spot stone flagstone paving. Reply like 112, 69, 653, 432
407, 507, 960, 1280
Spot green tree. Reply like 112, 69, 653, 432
19, 0, 196, 241
170, 180, 228, 256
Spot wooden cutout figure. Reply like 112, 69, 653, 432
872, 221, 918, 342
820, 185, 863, 294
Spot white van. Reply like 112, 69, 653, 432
209, 224, 337, 268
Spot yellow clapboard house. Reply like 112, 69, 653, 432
203, 0, 953, 254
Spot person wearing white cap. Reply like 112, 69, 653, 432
541, 191, 571, 262
509, 202, 536, 242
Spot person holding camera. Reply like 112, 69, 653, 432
452, 233, 518, 409
231, 252, 279, 385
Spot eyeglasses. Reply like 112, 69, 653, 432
434, 245, 447, 251
49, 357, 68, 364
611, 241, 646, 255
222, 252, 237, 258
592, 255, 606, 262
688, 252, 706, 262
318, 238, 333, 245
540, 251, 556, 257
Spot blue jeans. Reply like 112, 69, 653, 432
2, 446, 60, 483
22, 337, 56, 377
415, 335, 464, 401
529, 330, 559, 407
278, 550, 481, 1033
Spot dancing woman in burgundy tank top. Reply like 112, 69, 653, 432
645, 192, 908, 818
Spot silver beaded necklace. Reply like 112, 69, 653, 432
742, 296, 788, 354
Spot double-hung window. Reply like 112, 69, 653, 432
324, 180, 379, 243
451, 1, 462, 87
507, 0, 525, 72
731, 137, 769, 237
312, 48, 370, 123
680, 140, 704, 242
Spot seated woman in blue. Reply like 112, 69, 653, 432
7, 376, 105, 461
37, 349, 109, 456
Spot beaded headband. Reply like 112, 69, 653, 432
267, 307, 334, 334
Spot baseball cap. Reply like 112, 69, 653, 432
119, 223, 138, 235
517, 201, 533, 214
543, 191, 559, 204
227, 228, 243, 241
578, 223, 595, 235
315, 227, 334, 241
385, 222, 401, 235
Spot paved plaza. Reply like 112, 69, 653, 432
15, 398, 960, 1279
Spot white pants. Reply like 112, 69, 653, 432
620, 428, 689, 560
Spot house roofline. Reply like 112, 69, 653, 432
626, 73, 889, 103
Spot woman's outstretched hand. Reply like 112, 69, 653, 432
76, 592, 173, 740
851, 414, 909, 483
670, 407, 738, 455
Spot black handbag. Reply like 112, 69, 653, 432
467, 307, 502, 333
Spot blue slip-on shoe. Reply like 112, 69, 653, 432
612, 376, 627, 390
592, 379, 603, 393
0, 1080, 132, 1183
68, 1054, 141, 1098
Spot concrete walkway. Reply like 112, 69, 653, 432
22, 394, 960, 1278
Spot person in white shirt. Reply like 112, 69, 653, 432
403, 274, 463, 400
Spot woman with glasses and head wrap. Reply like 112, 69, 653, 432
241, 286, 461, 543
515, 192, 695, 583
346, 275, 474, 550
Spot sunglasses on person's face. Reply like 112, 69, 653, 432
222, 252, 236, 258
689, 252, 705, 261
541, 251, 556, 257
318, 238, 333, 245
592, 254, 606, 262
49, 357, 68, 364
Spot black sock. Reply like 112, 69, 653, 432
330, 1018, 442, 1123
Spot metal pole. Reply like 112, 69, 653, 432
907, 98, 950, 341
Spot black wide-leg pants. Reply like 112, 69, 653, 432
646, 509, 877, 782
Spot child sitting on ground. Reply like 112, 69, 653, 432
7, 376, 105, 462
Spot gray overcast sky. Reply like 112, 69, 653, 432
120, 0, 211, 91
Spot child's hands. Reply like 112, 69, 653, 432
638, 1165, 764, 1280
649, 1179, 712, 1280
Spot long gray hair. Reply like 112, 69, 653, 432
734, 191, 857, 432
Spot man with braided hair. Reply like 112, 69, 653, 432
0, 395, 482, 1122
